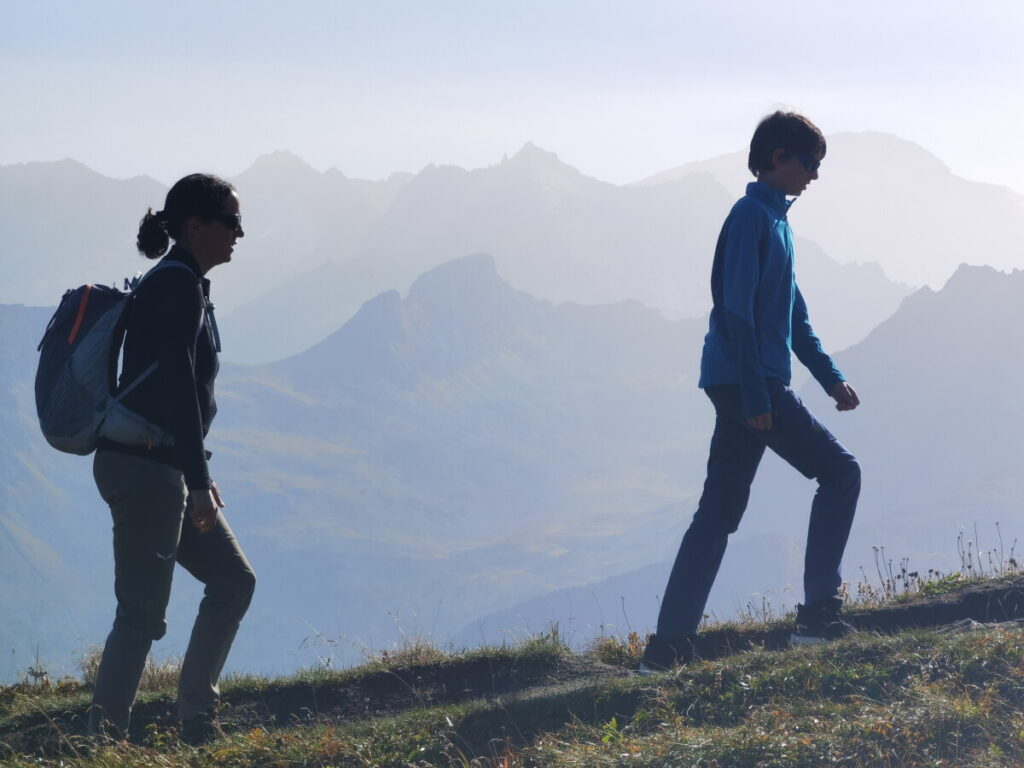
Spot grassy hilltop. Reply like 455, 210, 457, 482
4, 573, 1024, 767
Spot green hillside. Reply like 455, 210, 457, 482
5, 576, 1024, 767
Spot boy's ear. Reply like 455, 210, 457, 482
769, 148, 788, 169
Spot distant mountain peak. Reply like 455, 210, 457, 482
497, 142, 591, 189
278, 254, 521, 381
241, 150, 319, 179
511, 141, 560, 163
827, 131, 951, 175
501, 142, 577, 172
49, 157, 93, 172
407, 253, 506, 299
941, 262, 1018, 293
0, 157, 104, 180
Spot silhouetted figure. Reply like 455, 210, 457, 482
641, 113, 862, 673
89, 174, 254, 744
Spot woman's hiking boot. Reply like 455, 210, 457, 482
180, 710, 227, 746
638, 633, 697, 674
789, 597, 853, 645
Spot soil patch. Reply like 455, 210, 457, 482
686, 574, 1024, 661
846, 574, 1024, 631
1, 652, 624, 756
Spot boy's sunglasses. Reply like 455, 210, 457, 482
794, 153, 821, 173
213, 212, 243, 230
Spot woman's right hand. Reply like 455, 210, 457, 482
190, 489, 219, 534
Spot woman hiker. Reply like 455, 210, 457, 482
88, 173, 255, 745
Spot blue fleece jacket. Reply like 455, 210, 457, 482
698, 181, 844, 419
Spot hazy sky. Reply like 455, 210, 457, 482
2, 1, 1021, 191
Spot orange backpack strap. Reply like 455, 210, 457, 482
67, 284, 93, 344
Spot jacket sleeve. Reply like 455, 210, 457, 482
151, 272, 211, 490
791, 283, 845, 394
721, 204, 772, 419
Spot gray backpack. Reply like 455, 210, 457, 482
35, 260, 198, 455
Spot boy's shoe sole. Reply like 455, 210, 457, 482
637, 633, 697, 675
636, 661, 665, 676
789, 632, 831, 646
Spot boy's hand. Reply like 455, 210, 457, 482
746, 413, 773, 430
831, 381, 860, 412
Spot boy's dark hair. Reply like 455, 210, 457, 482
747, 112, 826, 177
136, 173, 236, 259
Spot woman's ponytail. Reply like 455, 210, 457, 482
136, 207, 170, 259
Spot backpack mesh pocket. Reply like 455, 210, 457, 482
41, 366, 99, 438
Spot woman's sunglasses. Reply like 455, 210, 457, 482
213, 212, 243, 231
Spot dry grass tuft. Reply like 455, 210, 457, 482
76, 645, 182, 692
591, 631, 647, 667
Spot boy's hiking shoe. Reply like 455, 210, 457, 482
638, 633, 697, 675
790, 597, 853, 645
180, 711, 227, 746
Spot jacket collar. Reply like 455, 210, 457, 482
745, 181, 795, 217
165, 245, 211, 292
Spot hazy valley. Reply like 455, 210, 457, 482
3, 133, 1023, 681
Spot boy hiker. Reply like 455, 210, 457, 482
640, 112, 862, 673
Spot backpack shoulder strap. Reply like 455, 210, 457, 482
134, 258, 199, 290
112, 259, 204, 398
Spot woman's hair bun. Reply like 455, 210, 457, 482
136, 207, 171, 259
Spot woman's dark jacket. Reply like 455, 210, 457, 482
96, 246, 218, 490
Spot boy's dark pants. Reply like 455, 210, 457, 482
657, 379, 860, 637
88, 452, 256, 737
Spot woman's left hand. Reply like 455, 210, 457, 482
211, 480, 226, 509
190, 489, 220, 534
